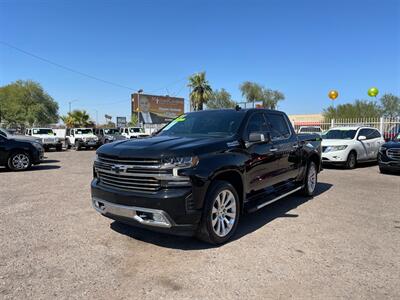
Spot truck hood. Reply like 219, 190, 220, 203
97, 135, 236, 159
10, 135, 42, 143
322, 139, 354, 146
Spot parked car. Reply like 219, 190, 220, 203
378, 133, 400, 174
25, 128, 62, 151
298, 126, 322, 135
0, 133, 44, 171
119, 127, 149, 139
95, 128, 126, 145
321, 126, 385, 169
1, 128, 42, 143
91, 108, 322, 244
66, 128, 100, 150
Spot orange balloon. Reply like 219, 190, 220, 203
328, 90, 339, 100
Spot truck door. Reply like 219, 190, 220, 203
244, 113, 281, 192
0, 136, 7, 164
265, 112, 301, 183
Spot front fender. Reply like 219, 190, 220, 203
180, 151, 247, 209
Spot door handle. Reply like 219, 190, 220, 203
270, 148, 278, 152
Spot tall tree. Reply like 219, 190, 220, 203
188, 72, 212, 111
0, 80, 59, 126
239, 81, 285, 109
380, 94, 400, 118
323, 100, 382, 119
206, 88, 236, 109
61, 110, 93, 127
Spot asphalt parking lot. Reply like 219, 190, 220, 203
0, 150, 399, 299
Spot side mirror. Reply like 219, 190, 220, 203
358, 135, 366, 141
248, 132, 271, 143
249, 132, 264, 142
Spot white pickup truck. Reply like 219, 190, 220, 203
65, 128, 100, 150
119, 127, 148, 139
25, 128, 63, 151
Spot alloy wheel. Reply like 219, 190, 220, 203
211, 189, 237, 237
12, 154, 30, 170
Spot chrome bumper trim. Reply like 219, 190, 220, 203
92, 197, 173, 228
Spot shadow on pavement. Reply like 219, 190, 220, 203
110, 182, 333, 250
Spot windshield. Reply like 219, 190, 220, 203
104, 129, 119, 135
76, 129, 93, 134
300, 127, 321, 133
33, 128, 54, 135
395, 133, 400, 141
158, 110, 245, 137
324, 129, 357, 140
129, 128, 142, 133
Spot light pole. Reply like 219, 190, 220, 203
137, 89, 143, 126
68, 100, 78, 113
94, 110, 99, 125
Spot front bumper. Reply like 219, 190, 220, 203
81, 140, 100, 147
91, 179, 201, 236
322, 150, 348, 164
378, 153, 400, 171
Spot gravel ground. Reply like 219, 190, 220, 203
0, 150, 399, 299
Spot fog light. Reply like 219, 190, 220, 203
153, 213, 166, 223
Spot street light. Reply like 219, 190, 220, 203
68, 100, 78, 113
137, 89, 143, 126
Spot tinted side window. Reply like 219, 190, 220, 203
359, 129, 374, 140
245, 113, 268, 139
372, 130, 381, 138
265, 113, 291, 139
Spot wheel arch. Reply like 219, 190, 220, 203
211, 169, 245, 212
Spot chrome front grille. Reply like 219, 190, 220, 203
94, 156, 171, 192
96, 170, 161, 191
387, 148, 400, 160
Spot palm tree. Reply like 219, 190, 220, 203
61, 110, 92, 127
188, 72, 212, 111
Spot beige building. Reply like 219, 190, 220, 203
288, 113, 323, 124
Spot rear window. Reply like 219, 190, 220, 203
299, 127, 321, 133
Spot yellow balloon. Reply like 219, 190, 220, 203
328, 90, 339, 100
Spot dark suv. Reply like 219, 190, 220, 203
0, 134, 44, 171
91, 109, 322, 244
379, 133, 400, 174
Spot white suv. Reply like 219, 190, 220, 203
66, 128, 99, 150
25, 128, 62, 151
322, 126, 385, 169
119, 127, 148, 139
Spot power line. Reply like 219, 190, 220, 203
0, 41, 136, 91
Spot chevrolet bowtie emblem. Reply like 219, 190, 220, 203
111, 165, 127, 174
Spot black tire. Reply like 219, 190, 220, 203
7, 152, 32, 171
300, 161, 318, 196
345, 151, 357, 169
196, 180, 240, 245
379, 166, 389, 174
75, 141, 81, 151
56, 144, 62, 152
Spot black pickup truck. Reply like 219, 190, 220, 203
91, 109, 322, 244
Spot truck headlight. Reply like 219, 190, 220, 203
161, 156, 199, 169
379, 146, 387, 152
325, 145, 347, 152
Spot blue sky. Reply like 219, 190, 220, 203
1, 0, 399, 123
